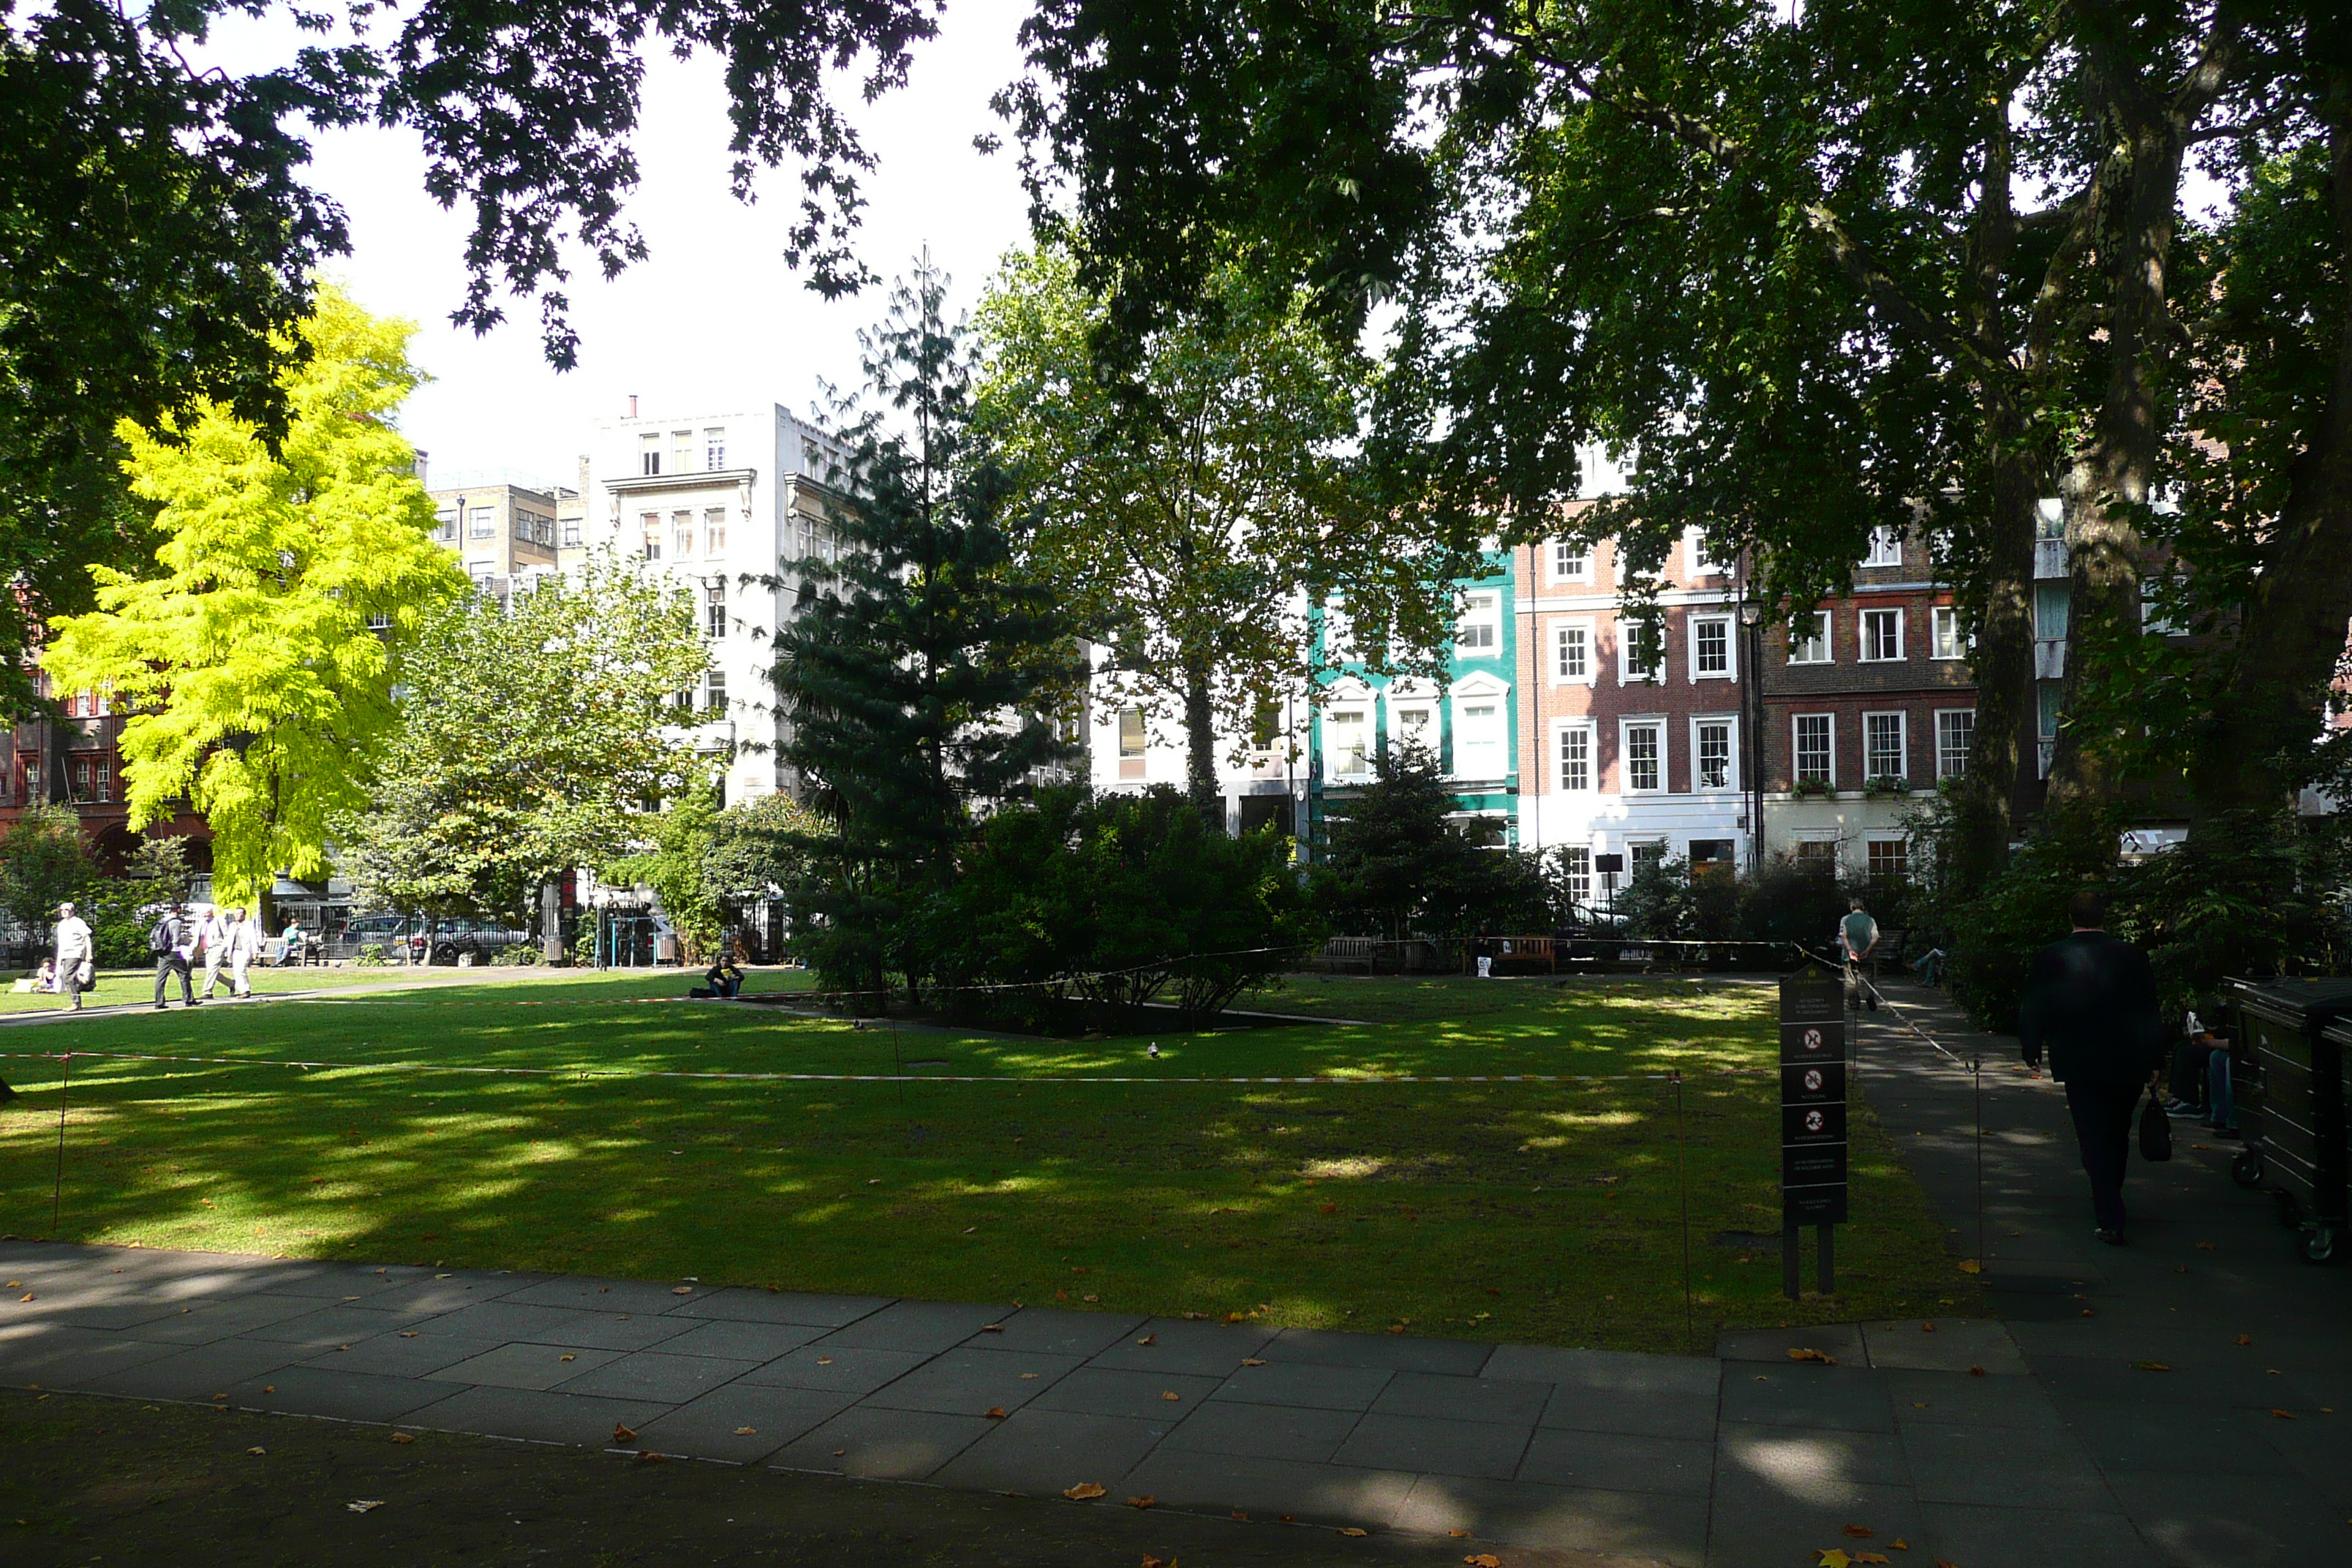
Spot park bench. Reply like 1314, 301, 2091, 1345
1473, 936, 1556, 976
1316, 937, 1382, 975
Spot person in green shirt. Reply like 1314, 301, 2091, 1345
1839, 898, 1880, 1011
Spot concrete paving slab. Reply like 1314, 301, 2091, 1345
427, 1341, 623, 1392
734, 1343, 931, 1396
1517, 1428, 1712, 1496
769, 1404, 993, 1480
1702, 1467, 1926, 1568
1860, 1316, 2029, 1374
1156, 1398, 1363, 1463
632, 1382, 856, 1462
510, 1308, 701, 1353
0, 1324, 183, 1387
361, 1275, 532, 1316
239, 1305, 422, 1348
813, 1299, 1006, 1354
401, 1383, 671, 1448
1028, 1365, 1224, 1421
929, 1408, 1175, 1496
410, 1300, 602, 1345
1331, 1411, 1533, 1480
1209, 1358, 1392, 1412
962, 1306, 1143, 1359
1899, 1421, 2114, 1508
662, 1286, 892, 1327
1485, 1343, 1719, 1398
299, 1329, 500, 1379
859, 1346, 1082, 1417
1260, 1326, 1492, 1376
1391, 1474, 1708, 1566
227, 1363, 456, 1422
13, 1297, 193, 1333
1085, 1316, 1276, 1376
556, 1350, 758, 1403
76, 1292, 323, 1344
1714, 1324, 1866, 1365
1916, 1501, 2159, 1568
1369, 1369, 1550, 1427
1717, 1365, 1894, 1432
1883, 1368, 2073, 1430
2052, 1398, 2288, 1474
643, 1316, 826, 1363
1116, 1447, 1416, 1531
1539, 1380, 1721, 1441
502, 1277, 696, 1313
1718, 1421, 1910, 1492
75, 1336, 310, 1401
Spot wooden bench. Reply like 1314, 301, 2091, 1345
1475, 936, 1556, 976
1317, 937, 1382, 975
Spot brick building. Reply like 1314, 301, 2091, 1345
1757, 523, 1976, 879
1511, 506, 1747, 905
3, 674, 209, 874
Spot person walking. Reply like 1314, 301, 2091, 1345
195, 903, 231, 1001
149, 902, 195, 1010
225, 907, 259, 998
1839, 897, 1880, 1011
2018, 888, 2165, 1245
52, 901, 94, 1011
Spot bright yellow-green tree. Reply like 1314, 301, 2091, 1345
41, 285, 465, 905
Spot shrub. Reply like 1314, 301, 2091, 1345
494, 943, 542, 967
355, 943, 388, 967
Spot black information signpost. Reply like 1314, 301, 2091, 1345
1779, 962, 1847, 1297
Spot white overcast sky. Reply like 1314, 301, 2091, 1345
207, 0, 1036, 488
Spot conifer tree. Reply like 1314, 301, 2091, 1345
772, 256, 1085, 1001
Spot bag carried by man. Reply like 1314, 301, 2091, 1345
2139, 1088, 2174, 1162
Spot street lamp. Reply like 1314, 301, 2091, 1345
1739, 600, 1766, 876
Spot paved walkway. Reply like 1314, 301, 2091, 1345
2, 981, 2345, 1566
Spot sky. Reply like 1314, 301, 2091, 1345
207, 0, 1036, 489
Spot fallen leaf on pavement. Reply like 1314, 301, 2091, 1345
398, 1332, 418, 1338
816, 1357, 833, 1365
16, 1294, 29, 1303
247, 1447, 266, 1455
1226, 1312, 1246, 1323
635, 1450, 667, 1463
1953, 1259, 1981, 1273
2198, 1242, 2217, 1251
559, 1354, 577, 1362
613, 1424, 636, 1444
1844, 1525, 1875, 1537
2271, 1409, 2296, 1420
1161, 1391, 1181, 1401
391, 1433, 415, 1444
1892, 1540, 1909, 1550
984, 1406, 1007, 1419
347, 1501, 384, 1513
1136, 1334, 1156, 1345
1814, 1553, 1852, 1568
671, 1286, 692, 1295
1967, 1365, 1986, 1376
2136, 1361, 2171, 1372
1064, 1482, 1107, 1501
1126, 1495, 1156, 1509
2237, 1334, 2253, 1345
1787, 1348, 1838, 1364
1856, 1556, 1891, 1564
1920, 1323, 1936, 1333
1339, 1526, 1369, 1536
1241, 1358, 1267, 1367
981, 1324, 1004, 1333
1450, 1529, 1474, 1538
734, 1427, 757, 1436
1935, 1560, 1960, 1568
1466, 1556, 1503, 1567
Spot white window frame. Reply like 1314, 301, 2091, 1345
1793, 712, 1836, 786
1929, 604, 1965, 660
1550, 618, 1596, 685
1620, 717, 1667, 794
1789, 611, 1833, 664
1454, 590, 1501, 655
704, 428, 728, 471
1684, 527, 1725, 578
1449, 682, 1509, 780
638, 431, 661, 475
1935, 707, 1976, 780
1618, 617, 1664, 685
1556, 845, 1593, 906
705, 507, 728, 555
1326, 708, 1372, 780
1862, 524, 1904, 568
671, 431, 695, 475
1321, 598, 1354, 663
1690, 715, 1738, 793
1553, 719, 1597, 793
1389, 699, 1438, 760
1862, 709, 1908, 783
1688, 614, 1735, 681
1865, 837, 1910, 882
1549, 540, 1594, 585
1859, 606, 1905, 662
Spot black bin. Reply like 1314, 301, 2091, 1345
2225, 978, 2352, 1264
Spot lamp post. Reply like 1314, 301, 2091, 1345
1739, 600, 1766, 876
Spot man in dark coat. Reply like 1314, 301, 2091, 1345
2018, 888, 2164, 1243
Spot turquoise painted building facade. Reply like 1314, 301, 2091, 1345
1305, 554, 1520, 857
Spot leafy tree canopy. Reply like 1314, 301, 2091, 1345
41, 286, 466, 907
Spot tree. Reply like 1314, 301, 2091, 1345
1319, 746, 1516, 939
0, 804, 95, 941
336, 555, 711, 933
975, 246, 1471, 816
40, 287, 466, 908
773, 256, 1085, 1000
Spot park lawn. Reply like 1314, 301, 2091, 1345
0, 973, 1976, 1353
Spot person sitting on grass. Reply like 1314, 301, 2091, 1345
705, 954, 745, 998
33, 957, 56, 993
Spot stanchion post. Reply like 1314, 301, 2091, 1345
1673, 1069, 1693, 1352
50, 1049, 71, 1237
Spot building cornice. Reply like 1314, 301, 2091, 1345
604, 467, 758, 496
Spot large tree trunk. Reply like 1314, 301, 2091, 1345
1953, 442, 2040, 894
1183, 658, 1222, 828
2190, 104, 2352, 821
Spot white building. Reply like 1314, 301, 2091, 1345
581, 404, 847, 804
1088, 648, 1310, 844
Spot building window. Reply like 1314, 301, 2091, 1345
1864, 711, 1907, 782
1550, 541, 1591, 583
706, 668, 728, 713
1455, 701, 1505, 778
1863, 525, 1903, 567
1794, 713, 1834, 785
1695, 717, 1734, 791
1392, 704, 1435, 757
706, 581, 726, 638
2141, 578, 2186, 636
704, 429, 727, 471
562, 519, 581, 548
468, 505, 494, 539
2035, 581, 2070, 640
366, 611, 392, 630
1937, 709, 1975, 779
1321, 598, 1354, 663
1630, 840, 1667, 872
1623, 720, 1663, 793
70, 758, 109, 803
1251, 699, 1281, 750
1619, 618, 1662, 683
1860, 607, 1904, 661
1691, 615, 1733, 679
434, 504, 459, 542
671, 431, 694, 475
1795, 839, 1838, 870
1789, 611, 1832, 664
1553, 621, 1591, 682
513, 511, 532, 541
640, 432, 662, 475
674, 510, 694, 558
641, 513, 661, 561
705, 508, 728, 554
1866, 838, 1910, 883
1328, 708, 1370, 780
1557, 845, 1592, 906
1455, 592, 1499, 652
1930, 605, 1964, 660
1684, 528, 1723, 576
1557, 723, 1593, 792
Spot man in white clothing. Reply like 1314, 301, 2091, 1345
52, 902, 94, 1011
225, 907, 259, 997
196, 905, 233, 1001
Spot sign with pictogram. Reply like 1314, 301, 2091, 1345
1779, 962, 1849, 1290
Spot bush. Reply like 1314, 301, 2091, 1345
1734, 856, 1848, 946
355, 943, 388, 967
494, 943, 542, 967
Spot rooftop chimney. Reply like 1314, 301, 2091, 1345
628, 394, 638, 418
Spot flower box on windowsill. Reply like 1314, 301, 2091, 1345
1790, 777, 1836, 799
1861, 774, 1910, 799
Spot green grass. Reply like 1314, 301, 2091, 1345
0, 970, 1976, 1352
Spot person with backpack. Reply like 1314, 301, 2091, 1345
150, 903, 195, 1009
1839, 897, 1880, 1011
53, 902, 94, 1011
